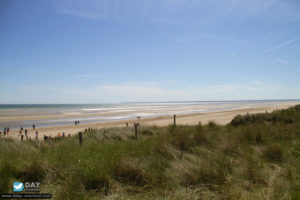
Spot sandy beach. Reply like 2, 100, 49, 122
1, 101, 299, 140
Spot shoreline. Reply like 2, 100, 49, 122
1, 101, 299, 140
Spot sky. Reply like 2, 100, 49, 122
0, 0, 300, 104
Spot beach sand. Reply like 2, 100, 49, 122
2, 101, 299, 141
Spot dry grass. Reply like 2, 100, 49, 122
0, 105, 300, 199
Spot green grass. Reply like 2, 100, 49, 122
1, 105, 300, 199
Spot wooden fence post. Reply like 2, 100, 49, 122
174, 114, 176, 126
134, 123, 139, 140
79, 132, 83, 145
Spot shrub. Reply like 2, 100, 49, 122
231, 114, 245, 126
84, 176, 110, 192
208, 121, 217, 128
263, 144, 283, 162
141, 130, 153, 136
15, 163, 45, 182
0, 163, 14, 193
255, 131, 263, 143
113, 159, 151, 186
193, 130, 207, 144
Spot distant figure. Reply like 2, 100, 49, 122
62, 132, 65, 138
126, 122, 129, 127
4, 128, 6, 136
75, 121, 77, 125
33, 124, 35, 130
68, 134, 71, 137
21, 126, 23, 131
0, 131, 2, 136
35, 131, 39, 140
78, 121, 80, 125
44, 135, 47, 140
21, 135, 24, 141
58, 132, 61, 138
7, 128, 10, 133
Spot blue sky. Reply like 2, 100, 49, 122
0, 0, 300, 103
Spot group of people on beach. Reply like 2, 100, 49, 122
18, 125, 39, 141
0, 127, 10, 136
75, 120, 80, 125
44, 132, 71, 140
0, 123, 75, 142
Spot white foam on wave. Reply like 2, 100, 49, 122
64, 112, 82, 115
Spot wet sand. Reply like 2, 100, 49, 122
2, 101, 299, 141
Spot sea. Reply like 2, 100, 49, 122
0, 100, 298, 130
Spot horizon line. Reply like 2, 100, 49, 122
1, 99, 300, 105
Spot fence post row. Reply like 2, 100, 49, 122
78, 132, 83, 145
174, 114, 176, 127
134, 122, 139, 140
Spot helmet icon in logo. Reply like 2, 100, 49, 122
13, 182, 24, 192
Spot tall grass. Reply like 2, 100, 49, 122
0, 105, 300, 199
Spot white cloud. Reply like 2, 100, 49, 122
252, 80, 262, 86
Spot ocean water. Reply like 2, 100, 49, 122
0, 100, 297, 130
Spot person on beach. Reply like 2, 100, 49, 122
7, 128, 9, 133
62, 132, 65, 138
35, 131, 38, 140
33, 124, 35, 130
21, 134, 24, 141
58, 132, 61, 138
75, 121, 77, 125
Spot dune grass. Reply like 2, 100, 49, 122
0, 105, 300, 199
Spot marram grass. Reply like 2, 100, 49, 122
1, 105, 300, 199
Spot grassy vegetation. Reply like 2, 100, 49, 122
1, 105, 300, 199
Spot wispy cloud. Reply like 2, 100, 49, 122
75, 74, 99, 78
53, 0, 300, 24
60, 9, 104, 20
202, 34, 249, 44
276, 58, 288, 64
261, 37, 300, 55
54, 0, 111, 20
21, 81, 284, 102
